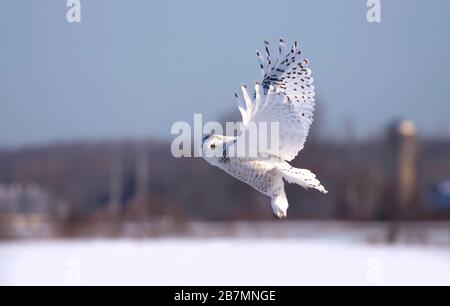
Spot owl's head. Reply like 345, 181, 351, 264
201, 134, 228, 165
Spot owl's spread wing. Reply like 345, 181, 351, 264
235, 39, 315, 161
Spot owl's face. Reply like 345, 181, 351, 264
201, 134, 226, 165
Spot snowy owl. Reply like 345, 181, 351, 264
202, 39, 327, 218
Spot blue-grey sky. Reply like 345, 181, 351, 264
1, 0, 450, 147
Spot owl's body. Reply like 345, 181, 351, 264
219, 154, 283, 197
218, 154, 288, 217
201, 39, 327, 218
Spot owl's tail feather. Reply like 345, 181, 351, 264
279, 166, 328, 194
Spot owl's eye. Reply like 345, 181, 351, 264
210, 144, 216, 149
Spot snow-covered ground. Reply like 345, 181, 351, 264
1, 238, 449, 285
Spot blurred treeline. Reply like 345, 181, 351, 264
0, 129, 450, 235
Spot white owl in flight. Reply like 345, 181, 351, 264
201, 39, 327, 218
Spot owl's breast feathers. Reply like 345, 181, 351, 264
218, 155, 282, 196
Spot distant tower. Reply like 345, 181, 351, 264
386, 120, 418, 240
108, 140, 123, 215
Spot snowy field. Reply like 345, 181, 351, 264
1, 237, 449, 285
